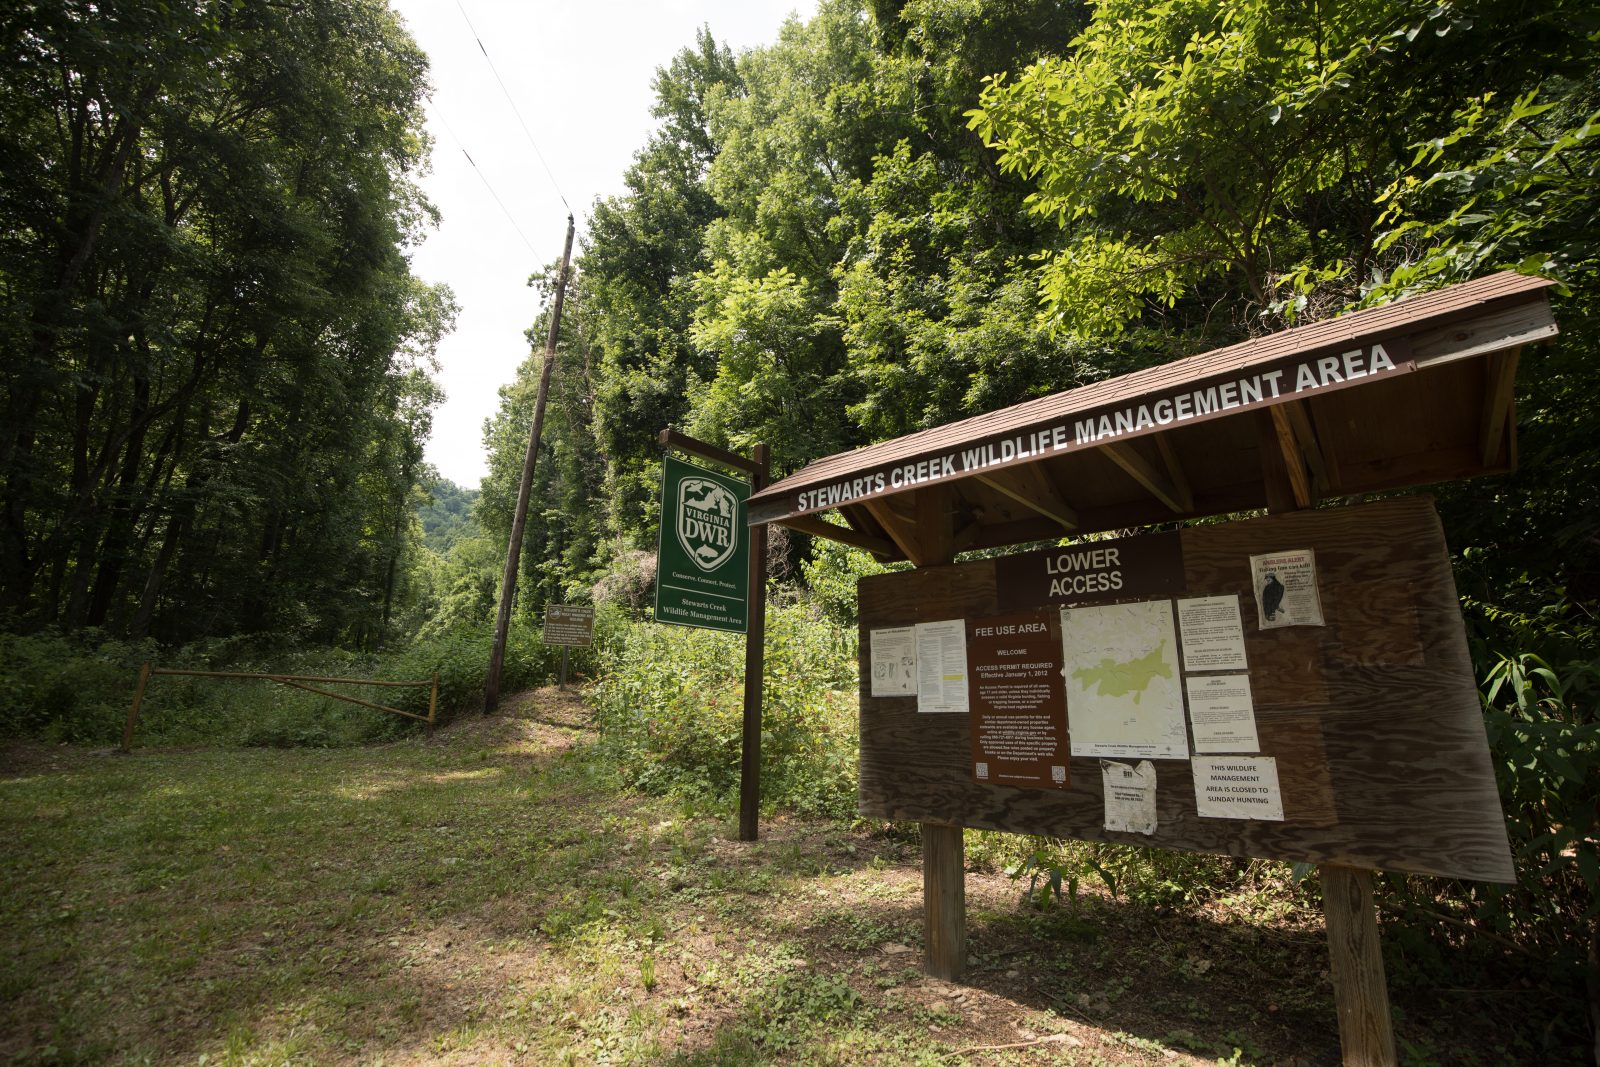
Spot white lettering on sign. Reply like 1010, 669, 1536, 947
784, 344, 1404, 517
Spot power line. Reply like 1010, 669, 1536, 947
453, 0, 573, 215
425, 94, 539, 257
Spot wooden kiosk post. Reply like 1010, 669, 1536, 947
863, 485, 969, 979
1258, 407, 1398, 1063
742, 272, 1558, 1063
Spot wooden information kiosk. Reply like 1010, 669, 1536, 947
744, 271, 1558, 1065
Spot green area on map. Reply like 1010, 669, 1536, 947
1070, 641, 1173, 704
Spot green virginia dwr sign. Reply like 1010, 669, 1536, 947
654, 455, 750, 633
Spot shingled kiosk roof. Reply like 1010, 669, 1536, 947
745, 271, 1558, 565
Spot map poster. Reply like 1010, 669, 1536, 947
1176, 595, 1248, 672
967, 612, 1069, 790
1184, 674, 1260, 753
868, 627, 916, 697
1249, 548, 1324, 629
914, 619, 969, 714
1192, 756, 1284, 820
1101, 759, 1158, 835
1061, 600, 1189, 759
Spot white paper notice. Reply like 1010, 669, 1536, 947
1192, 756, 1284, 820
1177, 595, 1248, 672
1184, 674, 1260, 753
1061, 600, 1189, 759
869, 626, 917, 697
914, 619, 969, 714
1249, 549, 1325, 629
1101, 760, 1158, 835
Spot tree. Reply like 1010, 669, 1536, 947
0, 0, 452, 646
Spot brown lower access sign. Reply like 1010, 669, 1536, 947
967, 612, 1068, 789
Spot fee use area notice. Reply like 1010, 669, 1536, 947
654, 454, 751, 633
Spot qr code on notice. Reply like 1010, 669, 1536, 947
1051, 765, 1066, 783
975, 762, 989, 779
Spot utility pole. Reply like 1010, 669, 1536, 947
485, 214, 575, 713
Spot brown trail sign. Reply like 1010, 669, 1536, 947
744, 270, 1558, 1066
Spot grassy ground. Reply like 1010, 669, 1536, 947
0, 688, 1582, 1065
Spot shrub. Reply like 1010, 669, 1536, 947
0, 629, 158, 743
0, 619, 567, 748
590, 592, 858, 817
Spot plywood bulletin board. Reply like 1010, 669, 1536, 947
857, 495, 1513, 883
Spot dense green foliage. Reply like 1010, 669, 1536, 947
591, 597, 859, 819
0, 0, 451, 647
416, 475, 480, 555
965, 0, 1600, 966
0, 622, 563, 747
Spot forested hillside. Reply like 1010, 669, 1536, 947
488, 0, 1598, 639
417, 476, 480, 554
0, 0, 451, 647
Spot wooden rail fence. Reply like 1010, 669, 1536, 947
122, 665, 439, 752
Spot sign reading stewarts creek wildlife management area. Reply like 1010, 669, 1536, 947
756, 338, 1411, 524
655, 455, 750, 633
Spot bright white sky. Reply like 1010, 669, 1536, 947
389, 0, 818, 488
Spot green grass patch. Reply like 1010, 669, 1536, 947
1, 687, 1587, 1065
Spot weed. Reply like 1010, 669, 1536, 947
640, 954, 658, 992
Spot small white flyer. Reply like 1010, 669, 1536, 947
1184, 674, 1260, 753
914, 619, 969, 714
1101, 759, 1158, 835
1192, 756, 1284, 820
1249, 549, 1325, 629
869, 626, 917, 697
1177, 595, 1249, 671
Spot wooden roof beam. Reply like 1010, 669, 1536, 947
1103, 440, 1193, 514
974, 464, 1079, 531
778, 513, 896, 558
1412, 299, 1554, 367
1268, 405, 1316, 509
917, 483, 956, 565
1480, 346, 1520, 467
1281, 399, 1338, 493
861, 498, 926, 565
1153, 435, 1195, 513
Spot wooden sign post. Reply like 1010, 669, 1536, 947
543, 604, 594, 687
656, 430, 769, 842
